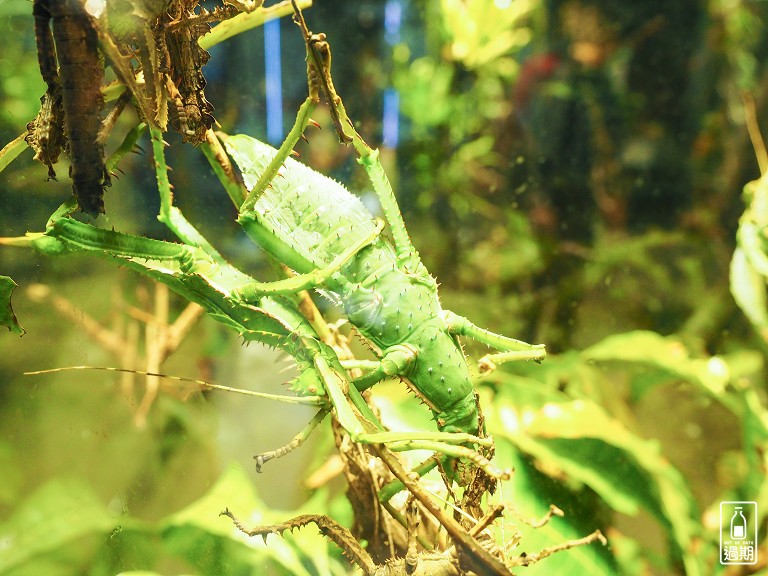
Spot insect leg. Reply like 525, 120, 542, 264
201, 129, 248, 207
376, 458, 439, 504
148, 126, 237, 266
351, 344, 418, 391
254, 407, 330, 471
234, 218, 384, 302
356, 149, 426, 274
442, 310, 546, 371
307, 343, 511, 480
105, 122, 147, 177
317, 358, 510, 479
14, 217, 289, 342
291, 2, 421, 273
239, 97, 317, 213
384, 441, 509, 480
150, 126, 208, 247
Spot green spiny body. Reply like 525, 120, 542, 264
46, 216, 333, 398
227, 135, 479, 436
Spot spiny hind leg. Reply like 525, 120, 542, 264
234, 219, 384, 302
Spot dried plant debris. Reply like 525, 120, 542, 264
103, 0, 216, 143
30, 0, 109, 217
27, 0, 242, 215
220, 505, 607, 576
163, 1, 216, 143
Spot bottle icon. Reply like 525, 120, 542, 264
731, 507, 748, 540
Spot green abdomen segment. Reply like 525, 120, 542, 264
402, 322, 478, 435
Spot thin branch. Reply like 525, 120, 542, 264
509, 530, 607, 567
743, 91, 768, 174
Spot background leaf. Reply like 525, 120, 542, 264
0, 275, 24, 335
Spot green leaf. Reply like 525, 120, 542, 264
0, 477, 117, 574
731, 246, 768, 338
738, 220, 768, 276
493, 442, 619, 575
199, 0, 311, 50
0, 275, 24, 335
489, 383, 704, 576
0, 133, 27, 174
162, 464, 347, 576
582, 330, 730, 398
116, 573, 194, 576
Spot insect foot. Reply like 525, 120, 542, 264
478, 355, 498, 374
253, 408, 329, 472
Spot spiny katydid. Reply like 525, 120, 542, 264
2, 1, 543, 483
5, 123, 507, 480
213, 3, 546, 447
225, 133, 545, 439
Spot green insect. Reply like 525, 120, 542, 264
2, 2, 544, 482
0, 6, 551, 572
13, 128, 504, 478
224, 133, 544, 445
213, 3, 545, 450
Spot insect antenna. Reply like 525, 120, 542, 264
24, 365, 324, 406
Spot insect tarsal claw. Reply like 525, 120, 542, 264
254, 454, 267, 472
477, 356, 497, 374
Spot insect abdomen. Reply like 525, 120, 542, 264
406, 323, 478, 435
